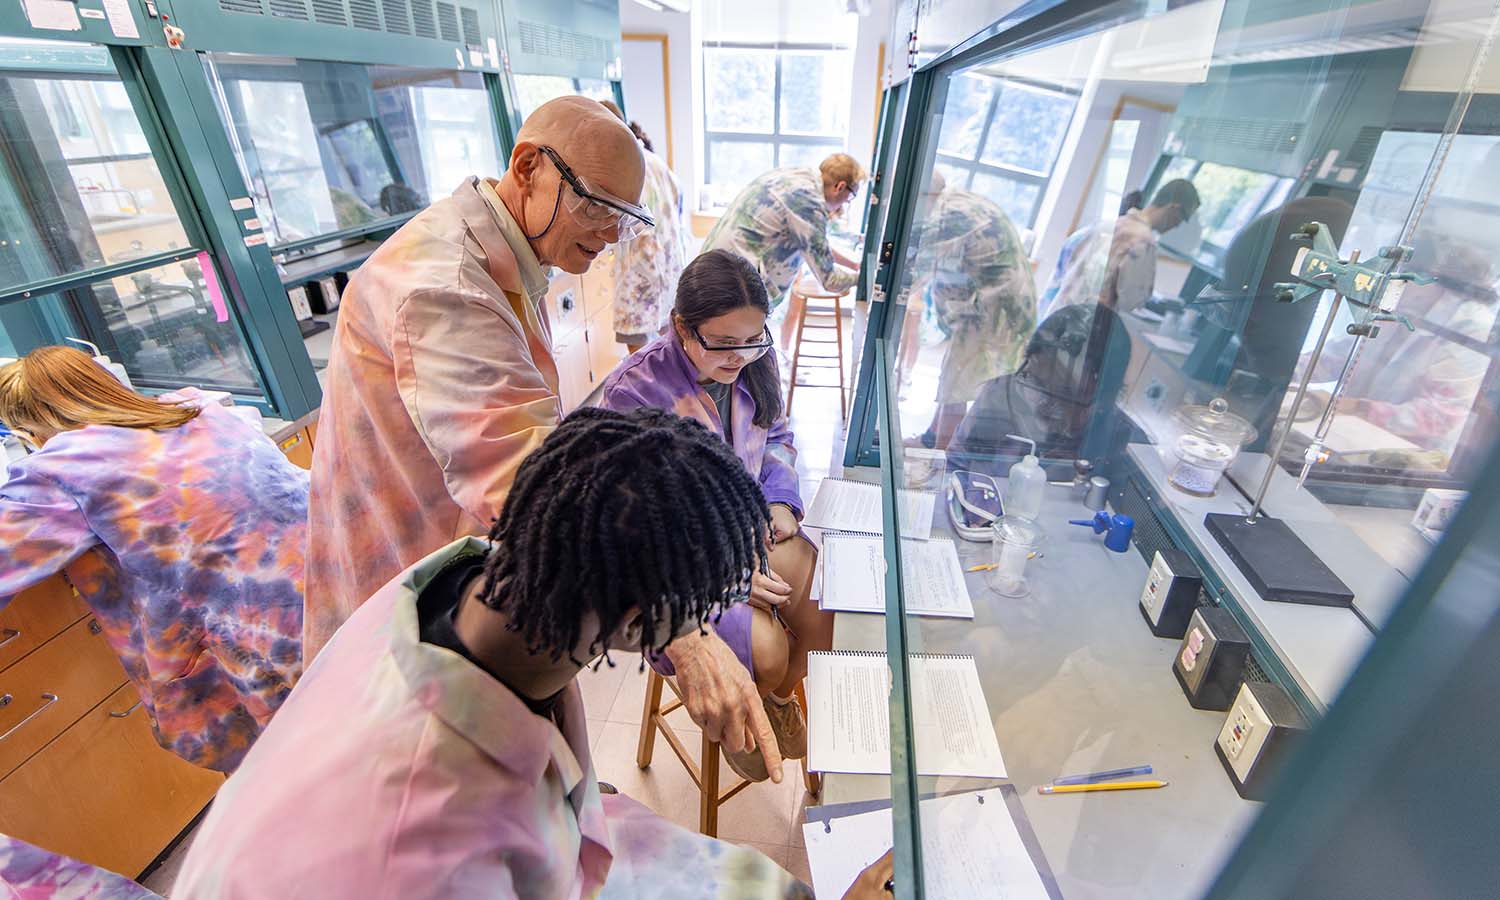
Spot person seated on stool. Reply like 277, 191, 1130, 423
175, 408, 877, 898
0, 346, 304, 774
598, 249, 831, 783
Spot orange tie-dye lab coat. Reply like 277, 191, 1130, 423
303, 177, 559, 660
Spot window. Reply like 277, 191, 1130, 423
204, 55, 503, 248
701, 45, 854, 207
511, 74, 614, 120
0, 39, 262, 394
1154, 155, 1295, 269
931, 72, 1078, 228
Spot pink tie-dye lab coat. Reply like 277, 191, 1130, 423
304, 178, 560, 661
173, 538, 797, 900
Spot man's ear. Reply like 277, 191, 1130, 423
510, 141, 543, 188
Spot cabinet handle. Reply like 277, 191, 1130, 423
0, 628, 17, 649
0, 692, 59, 743
109, 699, 144, 719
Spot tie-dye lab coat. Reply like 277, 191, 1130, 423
613, 145, 687, 339
0, 834, 157, 899
304, 177, 559, 661
702, 167, 857, 307
1043, 208, 1159, 317
175, 538, 797, 900
597, 335, 803, 515
0, 389, 305, 772
910, 189, 1038, 403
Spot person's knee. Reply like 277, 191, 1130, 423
749, 609, 789, 695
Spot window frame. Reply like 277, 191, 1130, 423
701, 41, 852, 204
929, 71, 1079, 228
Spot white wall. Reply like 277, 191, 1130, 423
847, 0, 893, 171
619, 1, 697, 211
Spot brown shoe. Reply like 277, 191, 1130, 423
764, 694, 807, 760
721, 741, 771, 782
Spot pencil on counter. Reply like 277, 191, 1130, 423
1038, 780, 1168, 795
967, 553, 1039, 572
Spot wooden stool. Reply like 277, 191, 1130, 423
637, 671, 819, 837
785, 279, 851, 420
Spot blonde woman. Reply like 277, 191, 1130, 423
0, 346, 306, 772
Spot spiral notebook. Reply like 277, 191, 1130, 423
802, 787, 1061, 900
804, 478, 936, 540
807, 650, 1007, 778
821, 533, 974, 619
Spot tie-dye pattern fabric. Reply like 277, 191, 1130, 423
0, 390, 305, 773
1043, 208, 1158, 317
701, 167, 856, 308
176, 538, 796, 900
0, 835, 158, 899
613, 145, 687, 340
597, 334, 802, 514
303, 177, 560, 662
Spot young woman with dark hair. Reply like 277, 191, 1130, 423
598, 248, 833, 783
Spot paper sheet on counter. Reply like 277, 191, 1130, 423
821, 534, 973, 618
803, 788, 1055, 900
804, 478, 935, 540
807, 651, 1006, 778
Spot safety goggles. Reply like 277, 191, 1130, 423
691, 325, 774, 362
539, 145, 655, 241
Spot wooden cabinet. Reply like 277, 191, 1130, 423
0, 576, 87, 672
276, 427, 314, 470
0, 616, 127, 780
0, 577, 220, 877
0, 683, 222, 877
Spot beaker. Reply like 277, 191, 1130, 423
989, 515, 1044, 597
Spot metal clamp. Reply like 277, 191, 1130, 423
0, 628, 18, 649
0, 693, 59, 743
109, 699, 144, 719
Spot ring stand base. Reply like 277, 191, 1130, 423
1205, 513, 1354, 608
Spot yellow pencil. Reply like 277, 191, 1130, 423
967, 553, 1038, 572
1038, 780, 1168, 794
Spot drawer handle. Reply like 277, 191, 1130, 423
0, 692, 59, 743
109, 699, 144, 719
0, 628, 17, 649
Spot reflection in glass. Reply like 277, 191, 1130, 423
205, 55, 501, 247
0, 56, 191, 292
1, 258, 258, 393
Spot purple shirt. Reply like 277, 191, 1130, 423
598, 335, 803, 515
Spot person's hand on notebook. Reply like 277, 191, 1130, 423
664, 629, 784, 783
749, 568, 792, 612
842, 850, 895, 898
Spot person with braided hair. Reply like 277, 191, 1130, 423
599, 249, 831, 783
175, 407, 813, 899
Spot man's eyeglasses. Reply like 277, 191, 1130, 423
538, 145, 655, 241
691, 326, 774, 361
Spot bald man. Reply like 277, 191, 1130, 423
303, 97, 649, 657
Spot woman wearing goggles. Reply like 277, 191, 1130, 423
598, 249, 832, 785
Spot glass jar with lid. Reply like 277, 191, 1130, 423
1168, 398, 1256, 496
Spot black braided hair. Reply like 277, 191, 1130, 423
476, 407, 772, 663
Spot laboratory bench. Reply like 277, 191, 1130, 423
818, 474, 1257, 900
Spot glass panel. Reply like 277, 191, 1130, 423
978, 80, 1076, 174
777, 141, 841, 170
780, 51, 853, 136
705, 139, 774, 205
572, 78, 615, 103
0, 42, 192, 292
0, 257, 260, 393
510, 73, 576, 119
205, 55, 500, 247
967, 171, 1040, 227
849, 0, 1500, 896
704, 48, 775, 133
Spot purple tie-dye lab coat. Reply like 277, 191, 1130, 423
0, 389, 305, 773
598, 335, 802, 515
